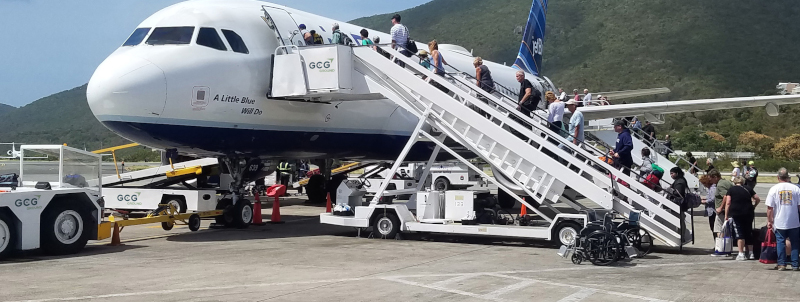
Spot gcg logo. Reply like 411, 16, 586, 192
117, 193, 140, 202
308, 58, 335, 70
14, 195, 41, 208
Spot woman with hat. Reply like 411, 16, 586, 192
731, 161, 741, 181
418, 50, 431, 70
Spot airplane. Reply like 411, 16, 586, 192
86, 0, 800, 224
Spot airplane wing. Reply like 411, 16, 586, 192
592, 88, 671, 101
578, 94, 800, 121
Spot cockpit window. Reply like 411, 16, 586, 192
221, 30, 249, 54
146, 27, 194, 45
123, 28, 150, 46
197, 28, 227, 51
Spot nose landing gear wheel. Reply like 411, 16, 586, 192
232, 199, 253, 229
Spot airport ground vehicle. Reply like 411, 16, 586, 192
0, 145, 113, 259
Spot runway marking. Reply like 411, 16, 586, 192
487, 273, 669, 302
431, 273, 481, 287
6, 278, 366, 302
383, 276, 507, 302
480, 280, 537, 299
556, 288, 597, 302
3, 260, 735, 302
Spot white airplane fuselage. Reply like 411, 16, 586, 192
87, 0, 554, 160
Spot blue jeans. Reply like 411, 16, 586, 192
775, 227, 800, 267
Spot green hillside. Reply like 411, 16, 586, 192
352, 0, 800, 153
0, 104, 16, 116
0, 85, 158, 161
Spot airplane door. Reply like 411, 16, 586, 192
262, 6, 306, 47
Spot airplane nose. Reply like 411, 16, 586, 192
87, 55, 167, 120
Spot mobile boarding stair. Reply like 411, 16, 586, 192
272, 44, 691, 247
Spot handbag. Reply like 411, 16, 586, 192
760, 227, 778, 264
714, 219, 733, 255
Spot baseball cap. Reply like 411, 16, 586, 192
613, 120, 627, 127
748, 160, 755, 165
298, 24, 306, 29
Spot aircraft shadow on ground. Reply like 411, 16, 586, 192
1, 244, 145, 263
165, 215, 354, 243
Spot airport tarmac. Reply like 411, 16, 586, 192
1, 183, 799, 302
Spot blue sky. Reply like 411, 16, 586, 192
0, 0, 431, 107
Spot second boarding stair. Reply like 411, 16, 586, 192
272, 44, 691, 247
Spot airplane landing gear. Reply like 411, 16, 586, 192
217, 156, 270, 228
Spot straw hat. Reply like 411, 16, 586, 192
731, 161, 740, 168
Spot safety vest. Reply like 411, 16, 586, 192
278, 162, 290, 171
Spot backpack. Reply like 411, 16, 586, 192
650, 163, 664, 179
333, 30, 353, 46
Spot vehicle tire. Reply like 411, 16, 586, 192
215, 198, 233, 226
164, 197, 187, 214
497, 190, 517, 209
553, 221, 582, 246
625, 227, 654, 256
161, 221, 174, 231
433, 177, 450, 191
40, 203, 91, 256
0, 212, 17, 260
306, 175, 326, 203
231, 199, 253, 229
373, 212, 400, 239
188, 214, 201, 232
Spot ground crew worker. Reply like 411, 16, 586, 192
277, 160, 292, 188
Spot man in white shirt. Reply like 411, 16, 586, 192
582, 89, 592, 106
547, 93, 565, 136
566, 100, 583, 145
390, 14, 410, 66
766, 168, 800, 271
558, 88, 567, 101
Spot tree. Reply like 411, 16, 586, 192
772, 134, 800, 160
737, 131, 775, 157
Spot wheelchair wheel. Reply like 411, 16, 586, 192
586, 231, 619, 266
625, 227, 653, 256
571, 253, 583, 265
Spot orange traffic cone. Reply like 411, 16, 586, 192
110, 223, 121, 246
269, 194, 284, 224
326, 192, 332, 213
252, 194, 266, 226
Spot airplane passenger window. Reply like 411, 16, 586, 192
197, 28, 227, 51
146, 27, 195, 45
221, 30, 249, 54
123, 28, 150, 46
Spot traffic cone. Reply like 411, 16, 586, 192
269, 194, 284, 224
110, 223, 121, 246
252, 194, 266, 226
326, 192, 332, 213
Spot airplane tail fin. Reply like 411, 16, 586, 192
513, 0, 548, 76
